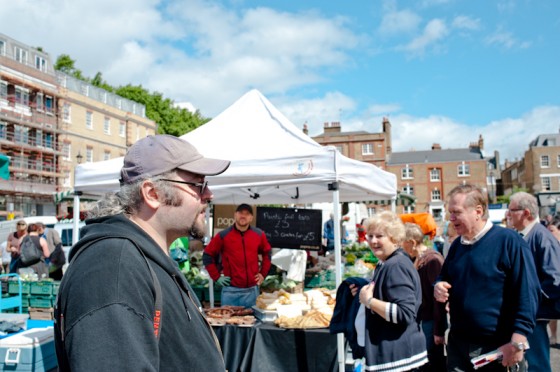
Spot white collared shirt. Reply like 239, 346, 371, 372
519, 219, 539, 238
460, 220, 494, 245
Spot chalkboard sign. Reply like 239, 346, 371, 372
256, 207, 322, 250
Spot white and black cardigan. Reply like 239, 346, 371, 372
363, 248, 428, 372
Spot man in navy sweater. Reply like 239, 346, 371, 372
507, 191, 560, 372
435, 184, 540, 371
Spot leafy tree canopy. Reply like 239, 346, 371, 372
53, 55, 209, 135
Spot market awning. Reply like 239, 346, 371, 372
370, 192, 416, 206
53, 190, 73, 204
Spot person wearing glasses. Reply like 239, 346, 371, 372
434, 184, 540, 371
54, 135, 230, 371
507, 192, 560, 372
6, 219, 28, 273
203, 203, 272, 308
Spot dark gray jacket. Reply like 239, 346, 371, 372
54, 214, 225, 371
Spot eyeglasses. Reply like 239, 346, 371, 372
159, 179, 208, 195
508, 208, 525, 213
17, 223, 26, 226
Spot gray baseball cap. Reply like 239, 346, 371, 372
120, 135, 230, 185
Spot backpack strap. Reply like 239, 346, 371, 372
61, 235, 163, 341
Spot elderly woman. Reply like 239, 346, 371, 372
353, 211, 427, 371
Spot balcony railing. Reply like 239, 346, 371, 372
0, 179, 57, 195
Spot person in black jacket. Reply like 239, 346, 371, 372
54, 135, 230, 371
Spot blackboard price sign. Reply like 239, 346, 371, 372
256, 207, 322, 250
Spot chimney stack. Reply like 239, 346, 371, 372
432, 143, 441, 150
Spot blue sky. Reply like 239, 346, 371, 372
2, 0, 559, 163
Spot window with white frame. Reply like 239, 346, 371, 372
35, 93, 44, 111
458, 162, 470, 177
557, 154, 560, 167
86, 111, 93, 129
103, 117, 111, 135
63, 170, 71, 188
0, 40, 5, 56
367, 207, 376, 216
362, 143, 374, 155
35, 56, 47, 72
119, 121, 125, 137
542, 177, 551, 191
541, 155, 550, 168
44, 96, 53, 113
62, 142, 71, 160
402, 184, 414, 195
86, 147, 93, 163
62, 103, 71, 122
1, 81, 8, 100
404, 205, 414, 214
432, 189, 441, 201
402, 165, 414, 179
14, 46, 27, 64
430, 168, 440, 181
15, 87, 29, 106
104, 151, 111, 161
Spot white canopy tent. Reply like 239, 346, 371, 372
73, 89, 397, 371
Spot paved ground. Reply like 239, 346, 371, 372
551, 322, 559, 370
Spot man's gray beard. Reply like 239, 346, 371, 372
189, 219, 206, 239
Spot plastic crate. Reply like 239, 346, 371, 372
52, 282, 60, 295
30, 281, 53, 296
8, 281, 30, 295
29, 296, 53, 308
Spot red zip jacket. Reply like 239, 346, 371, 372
203, 225, 272, 288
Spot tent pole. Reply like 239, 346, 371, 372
72, 191, 82, 245
331, 185, 345, 372
206, 204, 215, 308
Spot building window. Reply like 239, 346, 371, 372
402, 184, 414, 195
103, 117, 111, 135
541, 155, 550, 168
430, 168, 440, 181
14, 46, 28, 64
117, 99, 122, 110
119, 121, 126, 137
432, 189, 441, 201
15, 87, 29, 106
557, 154, 560, 168
35, 93, 44, 111
44, 96, 53, 114
35, 56, 47, 72
0, 82, 7, 99
62, 143, 71, 160
62, 103, 71, 122
362, 143, 374, 155
81, 83, 89, 96
458, 162, 470, 177
86, 111, 93, 129
402, 165, 414, 179
63, 170, 71, 188
86, 147, 93, 163
0, 40, 5, 56
367, 207, 376, 216
542, 177, 551, 191
404, 206, 414, 214
104, 151, 111, 161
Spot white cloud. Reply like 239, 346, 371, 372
378, 9, 422, 36
397, 18, 449, 56
485, 28, 532, 50
452, 15, 481, 31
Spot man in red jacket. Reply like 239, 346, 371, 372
203, 204, 272, 308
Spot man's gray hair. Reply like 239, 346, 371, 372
510, 191, 539, 219
88, 170, 182, 219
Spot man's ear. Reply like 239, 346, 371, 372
140, 181, 161, 209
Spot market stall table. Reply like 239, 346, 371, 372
212, 322, 338, 372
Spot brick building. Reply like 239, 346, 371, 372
0, 33, 156, 218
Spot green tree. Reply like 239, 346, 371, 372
496, 186, 530, 204
91, 72, 114, 92
54, 54, 86, 80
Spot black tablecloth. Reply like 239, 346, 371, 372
213, 322, 338, 372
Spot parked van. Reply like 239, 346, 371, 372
53, 221, 85, 266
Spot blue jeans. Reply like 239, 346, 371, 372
525, 320, 551, 372
221, 286, 259, 308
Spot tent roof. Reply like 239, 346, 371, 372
74, 89, 396, 204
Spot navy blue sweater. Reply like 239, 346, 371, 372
439, 225, 540, 344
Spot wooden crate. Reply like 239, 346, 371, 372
28, 307, 54, 321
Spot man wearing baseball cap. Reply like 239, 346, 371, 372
203, 203, 272, 308
55, 135, 230, 371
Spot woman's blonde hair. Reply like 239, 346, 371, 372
365, 211, 406, 244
